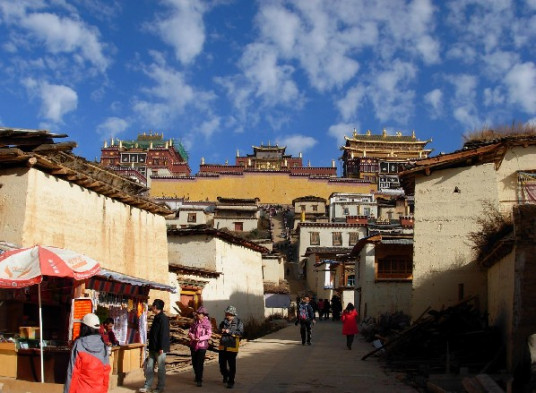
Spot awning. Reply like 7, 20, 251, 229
95, 268, 177, 293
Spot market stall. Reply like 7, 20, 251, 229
0, 245, 175, 385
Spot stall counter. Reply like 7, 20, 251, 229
0, 342, 17, 378
111, 343, 145, 375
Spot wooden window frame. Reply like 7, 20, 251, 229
332, 232, 342, 246
310, 232, 320, 246
376, 256, 412, 281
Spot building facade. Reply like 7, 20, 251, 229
100, 132, 191, 186
341, 128, 432, 191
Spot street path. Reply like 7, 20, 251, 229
116, 319, 419, 393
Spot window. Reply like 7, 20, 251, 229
343, 207, 349, 215
349, 232, 359, 245
332, 232, 342, 246
234, 222, 243, 231
363, 207, 370, 216
312, 205, 318, 212
346, 274, 355, 286
300, 205, 306, 212
187, 213, 197, 223
376, 257, 412, 280
310, 232, 320, 245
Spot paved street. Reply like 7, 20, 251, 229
116, 319, 418, 393
0, 320, 419, 393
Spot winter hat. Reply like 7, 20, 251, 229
224, 305, 237, 316
82, 313, 100, 328
196, 306, 209, 316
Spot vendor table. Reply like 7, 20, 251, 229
16, 347, 70, 383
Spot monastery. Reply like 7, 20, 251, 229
100, 129, 432, 205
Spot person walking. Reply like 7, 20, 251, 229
295, 295, 316, 345
140, 299, 170, 393
218, 305, 244, 389
341, 303, 359, 350
188, 306, 212, 387
64, 313, 111, 393
322, 298, 331, 320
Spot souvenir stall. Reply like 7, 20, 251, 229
84, 268, 175, 377
0, 244, 175, 385
0, 277, 73, 382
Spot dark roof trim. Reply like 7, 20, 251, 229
168, 227, 269, 254
169, 263, 221, 278
97, 268, 176, 293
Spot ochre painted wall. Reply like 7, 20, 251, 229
150, 173, 377, 204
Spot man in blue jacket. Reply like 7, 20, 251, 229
140, 299, 170, 393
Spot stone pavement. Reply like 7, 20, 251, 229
0, 320, 419, 393
116, 319, 419, 393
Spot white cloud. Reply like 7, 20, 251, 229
155, 0, 207, 65
336, 85, 365, 121
23, 79, 78, 123
133, 62, 196, 127
504, 62, 536, 113
240, 43, 301, 105
16, 11, 108, 72
196, 117, 221, 139
328, 123, 355, 145
369, 61, 417, 123
424, 89, 443, 117
96, 117, 129, 138
447, 74, 481, 128
276, 134, 317, 155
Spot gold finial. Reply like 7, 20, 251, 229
236, 149, 239, 157
366, 130, 371, 136
353, 128, 357, 138
104, 140, 108, 148
201, 157, 205, 165
225, 159, 228, 165
412, 130, 416, 139
382, 128, 387, 137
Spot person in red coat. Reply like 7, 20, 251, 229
341, 303, 359, 350
64, 313, 111, 393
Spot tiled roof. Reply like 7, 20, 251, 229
399, 136, 536, 193
0, 128, 171, 215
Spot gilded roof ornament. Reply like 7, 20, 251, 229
353, 128, 357, 138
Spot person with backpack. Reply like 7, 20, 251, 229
295, 295, 316, 345
218, 305, 244, 389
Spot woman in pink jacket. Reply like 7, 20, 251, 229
341, 303, 359, 350
188, 306, 212, 387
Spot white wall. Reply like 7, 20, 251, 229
411, 164, 495, 319
0, 167, 171, 305
487, 252, 515, 370
168, 234, 265, 323
355, 244, 412, 319
215, 217, 258, 232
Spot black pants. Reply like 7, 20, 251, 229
300, 321, 312, 344
346, 334, 355, 349
219, 350, 238, 383
191, 348, 206, 382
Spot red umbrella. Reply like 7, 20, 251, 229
0, 245, 101, 382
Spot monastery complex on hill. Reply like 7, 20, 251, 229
99, 128, 432, 204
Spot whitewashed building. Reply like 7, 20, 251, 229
167, 227, 268, 322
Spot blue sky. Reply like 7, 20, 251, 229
1, 0, 536, 175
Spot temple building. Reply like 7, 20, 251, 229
100, 132, 191, 186
199, 143, 337, 177
341, 129, 432, 191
